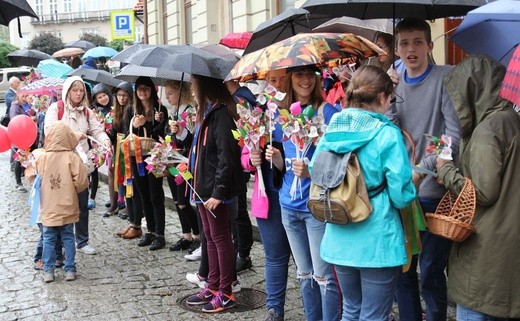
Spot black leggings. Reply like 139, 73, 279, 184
89, 168, 99, 199
167, 176, 199, 235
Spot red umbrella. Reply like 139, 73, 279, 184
500, 46, 520, 107
219, 32, 253, 50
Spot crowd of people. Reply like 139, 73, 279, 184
3, 16, 519, 321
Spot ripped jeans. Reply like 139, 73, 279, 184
281, 208, 341, 321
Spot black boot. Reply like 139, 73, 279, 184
149, 235, 166, 251
138, 233, 155, 247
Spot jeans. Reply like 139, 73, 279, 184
198, 203, 235, 295
281, 208, 341, 321
42, 224, 76, 273
257, 190, 291, 317
75, 189, 90, 248
335, 265, 401, 321
396, 198, 452, 321
456, 305, 506, 321
35, 223, 63, 262
197, 207, 209, 278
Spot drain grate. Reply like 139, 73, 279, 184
178, 288, 266, 313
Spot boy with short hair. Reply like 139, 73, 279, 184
386, 17, 461, 321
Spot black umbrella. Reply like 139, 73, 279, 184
243, 8, 331, 55
67, 68, 123, 88
65, 40, 96, 51
114, 64, 190, 85
7, 49, 53, 67
0, 0, 38, 37
301, 0, 487, 20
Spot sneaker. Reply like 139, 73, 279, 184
55, 259, 64, 268
117, 201, 126, 210
118, 211, 129, 220
186, 288, 217, 306
87, 198, 96, 210
77, 244, 97, 255
138, 233, 156, 247
202, 291, 236, 313
16, 184, 27, 193
232, 278, 241, 293
64, 271, 76, 281
265, 308, 284, 321
105, 201, 111, 208
236, 255, 252, 273
169, 237, 193, 251
186, 272, 207, 289
43, 272, 54, 283
187, 239, 201, 254
184, 246, 202, 261
34, 259, 43, 270
149, 236, 166, 251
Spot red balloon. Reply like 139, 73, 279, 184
0, 126, 11, 152
7, 115, 37, 150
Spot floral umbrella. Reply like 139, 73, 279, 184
226, 32, 384, 81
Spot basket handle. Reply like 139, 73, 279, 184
129, 116, 148, 138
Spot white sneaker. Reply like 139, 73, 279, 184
232, 276, 241, 293
184, 246, 201, 261
186, 272, 207, 289
77, 244, 97, 255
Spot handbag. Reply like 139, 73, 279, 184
307, 150, 386, 225
1, 114, 9, 127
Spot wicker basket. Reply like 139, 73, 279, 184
127, 117, 156, 156
425, 178, 476, 242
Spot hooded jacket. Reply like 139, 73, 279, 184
36, 122, 89, 227
439, 55, 520, 318
310, 108, 416, 268
91, 83, 113, 113
44, 76, 110, 154
81, 56, 96, 69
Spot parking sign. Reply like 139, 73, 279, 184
111, 10, 134, 40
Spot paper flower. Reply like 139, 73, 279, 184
424, 134, 453, 161
144, 135, 189, 177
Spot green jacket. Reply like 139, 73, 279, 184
439, 54, 520, 318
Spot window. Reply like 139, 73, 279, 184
82, 28, 100, 35
63, 0, 72, 13
184, 0, 193, 44
49, 0, 58, 21
280, 0, 295, 13
78, 0, 87, 19
34, 0, 44, 17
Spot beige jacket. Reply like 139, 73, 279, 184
36, 121, 89, 226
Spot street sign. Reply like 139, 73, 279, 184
111, 10, 135, 40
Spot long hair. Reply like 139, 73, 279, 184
281, 66, 324, 110
133, 76, 159, 120
65, 80, 90, 109
113, 86, 133, 132
164, 79, 193, 106
192, 75, 235, 124
345, 65, 393, 112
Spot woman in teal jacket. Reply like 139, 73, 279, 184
310, 65, 416, 321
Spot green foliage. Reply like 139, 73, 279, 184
0, 42, 19, 68
28, 32, 64, 55
0, 26, 10, 43
80, 33, 107, 47
108, 39, 133, 52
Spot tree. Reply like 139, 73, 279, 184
0, 42, 19, 68
80, 33, 107, 47
108, 39, 133, 52
28, 32, 63, 55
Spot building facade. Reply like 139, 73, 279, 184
9, 0, 143, 49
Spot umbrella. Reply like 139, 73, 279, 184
65, 40, 96, 51
37, 59, 74, 79
18, 77, 64, 96
0, 0, 38, 37
301, 0, 487, 20
115, 64, 191, 85
450, 0, 520, 66
7, 49, 53, 67
243, 8, 331, 55
83, 46, 119, 59
110, 44, 154, 63
226, 32, 384, 81
312, 17, 393, 40
219, 32, 253, 49
67, 68, 123, 88
52, 47, 85, 58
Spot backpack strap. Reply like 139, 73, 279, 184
367, 176, 387, 198
57, 100, 89, 120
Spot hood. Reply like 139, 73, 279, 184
444, 54, 511, 138
44, 121, 79, 152
83, 56, 96, 68
61, 76, 86, 102
321, 108, 391, 153
116, 81, 133, 99
92, 83, 113, 108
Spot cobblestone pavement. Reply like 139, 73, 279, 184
0, 151, 305, 321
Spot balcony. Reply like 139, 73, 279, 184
30, 10, 111, 25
